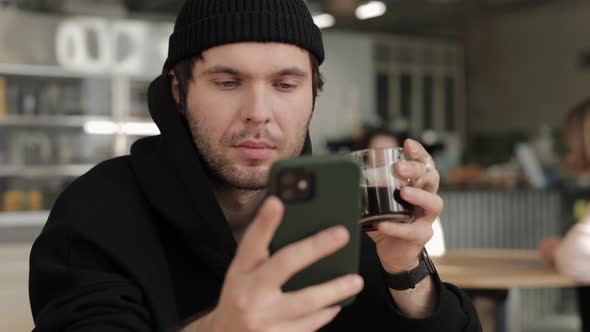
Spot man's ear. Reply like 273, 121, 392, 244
168, 70, 181, 105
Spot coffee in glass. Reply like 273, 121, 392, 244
352, 148, 415, 231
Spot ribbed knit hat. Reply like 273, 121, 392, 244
164, 0, 325, 70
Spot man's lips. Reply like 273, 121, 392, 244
236, 141, 274, 149
234, 141, 275, 160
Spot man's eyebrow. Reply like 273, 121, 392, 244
198, 66, 308, 78
200, 65, 242, 77
273, 67, 308, 77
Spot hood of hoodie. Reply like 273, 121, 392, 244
129, 74, 313, 281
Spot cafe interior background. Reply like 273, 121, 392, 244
0, 0, 589, 331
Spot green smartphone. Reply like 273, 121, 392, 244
268, 154, 361, 307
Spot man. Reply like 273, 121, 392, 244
29, 1, 481, 331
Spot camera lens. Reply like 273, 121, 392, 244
281, 173, 297, 186
297, 179, 309, 191
281, 189, 295, 201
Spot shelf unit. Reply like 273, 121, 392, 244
0, 165, 95, 178
0, 211, 49, 227
0, 63, 154, 81
0, 115, 111, 128
0, 64, 155, 227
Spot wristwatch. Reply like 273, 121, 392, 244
382, 249, 437, 290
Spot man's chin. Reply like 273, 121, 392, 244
224, 165, 270, 190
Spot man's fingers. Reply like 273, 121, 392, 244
258, 225, 350, 286
422, 168, 440, 193
231, 197, 284, 273
398, 139, 440, 192
279, 274, 363, 319
395, 160, 428, 180
403, 138, 430, 161
394, 160, 440, 192
401, 187, 443, 219
377, 219, 435, 244
273, 306, 342, 332
376, 188, 440, 243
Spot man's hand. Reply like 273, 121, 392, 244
184, 197, 364, 332
368, 139, 442, 273
367, 139, 442, 318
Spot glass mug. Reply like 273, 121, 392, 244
351, 148, 415, 232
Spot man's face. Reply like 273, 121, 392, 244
177, 43, 314, 190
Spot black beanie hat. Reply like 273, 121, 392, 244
164, 0, 325, 70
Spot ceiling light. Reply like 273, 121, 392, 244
313, 13, 335, 29
355, 1, 387, 20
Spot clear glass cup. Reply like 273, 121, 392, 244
351, 148, 415, 232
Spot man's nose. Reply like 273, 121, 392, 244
240, 84, 273, 125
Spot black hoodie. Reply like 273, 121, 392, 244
29, 75, 482, 332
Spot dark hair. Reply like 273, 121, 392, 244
357, 127, 407, 150
167, 53, 325, 114
562, 98, 590, 171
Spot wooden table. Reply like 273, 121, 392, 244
433, 249, 584, 332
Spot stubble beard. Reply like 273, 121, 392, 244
186, 115, 310, 191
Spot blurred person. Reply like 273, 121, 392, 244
538, 98, 590, 332
358, 127, 402, 150
28, 1, 481, 331
359, 127, 446, 257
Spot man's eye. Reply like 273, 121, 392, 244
216, 81, 240, 89
276, 82, 296, 90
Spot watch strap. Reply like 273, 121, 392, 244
383, 250, 436, 290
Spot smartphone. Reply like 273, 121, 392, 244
268, 154, 361, 306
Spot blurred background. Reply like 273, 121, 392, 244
0, 0, 589, 331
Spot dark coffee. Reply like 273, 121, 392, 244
360, 186, 414, 232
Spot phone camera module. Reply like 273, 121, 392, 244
278, 168, 315, 203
